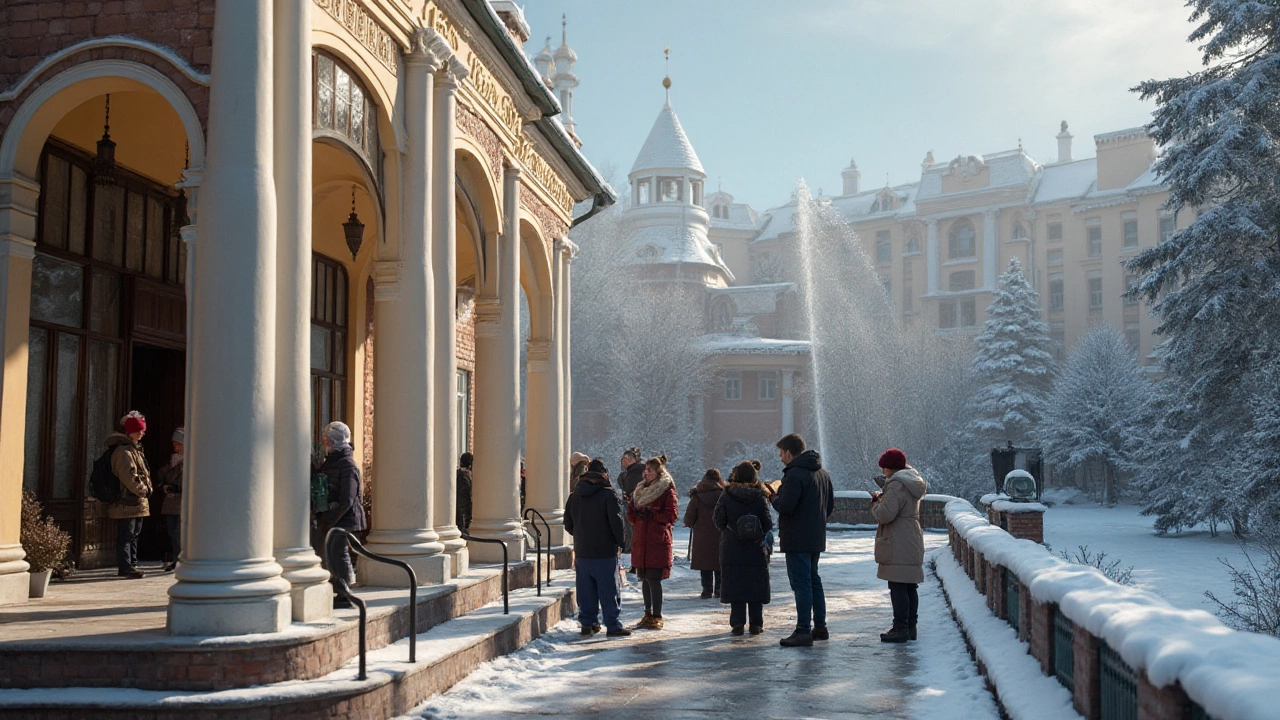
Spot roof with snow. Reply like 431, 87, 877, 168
625, 223, 728, 273
1032, 158, 1097, 204
696, 333, 810, 355
631, 103, 705, 176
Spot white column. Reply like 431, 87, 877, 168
550, 243, 568, 504
983, 209, 999, 290
559, 242, 573, 498
169, 0, 292, 635
524, 339, 564, 545
430, 53, 469, 577
272, 0, 329, 622
469, 165, 525, 563
0, 215, 36, 605
926, 219, 940, 295
361, 38, 449, 586
781, 368, 795, 436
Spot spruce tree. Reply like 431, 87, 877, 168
966, 257, 1055, 447
1128, 0, 1280, 530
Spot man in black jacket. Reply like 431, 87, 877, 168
564, 458, 631, 637
770, 433, 835, 647
316, 421, 367, 609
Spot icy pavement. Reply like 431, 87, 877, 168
404, 530, 998, 719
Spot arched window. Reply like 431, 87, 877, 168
906, 235, 920, 253
314, 51, 381, 184
948, 219, 976, 259
712, 298, 734, 330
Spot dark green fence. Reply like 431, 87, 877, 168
1004, 568, 1020, 633
1099, 643, 1138, 720
1053, 607, 1074, 691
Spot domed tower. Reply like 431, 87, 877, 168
622, 49, 731, 287
551, 15, 579, 137
533, 36, 555, 85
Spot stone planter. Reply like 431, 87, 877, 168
29, 569, 52, 599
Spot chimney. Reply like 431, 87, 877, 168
1056, 121, 1073, 163
841, 159, 861, 196
491, 1, 531, 43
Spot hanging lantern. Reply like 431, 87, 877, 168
342, 186, 365, 260
172, 141, 190, 238
93, 95, 117, 187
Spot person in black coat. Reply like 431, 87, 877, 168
617, 447, 644, 555
316, 421, 367, 608
564, 458, 632, 637
770, 433, 835, 647
713, 461, 773, 635
456, 452, 474, 532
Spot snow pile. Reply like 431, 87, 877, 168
947, 499, 1280, 720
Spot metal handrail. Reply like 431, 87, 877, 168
325, 527, 418, 681
522, 523, 543, 596
522, 507, 553, 588
460, 532, 509, 614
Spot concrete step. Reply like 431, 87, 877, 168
0, 574, 576, 719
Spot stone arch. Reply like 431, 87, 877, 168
518, 214, 552, 341
308, 36, 403, 152
454, 144, 501, 293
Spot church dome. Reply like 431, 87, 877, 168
630, 102, 704, 176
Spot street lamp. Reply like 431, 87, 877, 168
342, 185, 365, 260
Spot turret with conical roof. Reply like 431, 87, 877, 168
534, 36, 554, 83
551, 14, 579, 137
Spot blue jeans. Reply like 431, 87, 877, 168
785, 552, 826, 632
116, 517, 143, 571
575, 557, 623, 630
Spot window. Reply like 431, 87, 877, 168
658, 176, 682, 202
1124, 274, 1139, 307
1049, 273, 1064, 310
1121, 211, 1139, 249
948, 220, 976, 259
903, 278, 914, 313
455, 369, 470, 455
949, 270, 976, 292
758, 373, 776, 401
312, 253, 349, 442
1159, 215, 1175, 243
906, 235, 920, 254
960, 297, 976, 326
1088, 276, 1103, 311
1047, 249, 1063, 266
939, 303, 956, 329
314, 51, 381, 174
875, 230, 891, 265
1125, 323, 1141, 354
691, 180, 704, 207
723, 373, 742, 401
713, 204, 728, 219
1050, 322, 1066, 361
1047, 222, 1063, 241
1013, 220, 1028, 239
1086, 219, 1102, 258
636, 179, 651, 205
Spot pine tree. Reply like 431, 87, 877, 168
1038, 325, 1150, 505
966, 257, 1055, 447
1127, 0, 1280, 530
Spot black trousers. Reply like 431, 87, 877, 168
888, 581, 919, 628
700, 570, 721, 596
730, 601, 764, 628
116, 517, 143, 571
640, 567, 664, 616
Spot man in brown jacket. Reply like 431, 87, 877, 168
107, 411, 153, 579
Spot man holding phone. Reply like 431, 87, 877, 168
770, 433, 836, 647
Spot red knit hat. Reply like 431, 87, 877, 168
122, 411, 147, 435
878, 448, 907, 471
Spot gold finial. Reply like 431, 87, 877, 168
662, 45, 672, 96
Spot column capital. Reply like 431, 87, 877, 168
984, 208, 999, 220
474, 296, 501, 325
0, 237, 35, 259
925, 218, 938, 229
526, 338, 552, 368
554, 237, 578, 259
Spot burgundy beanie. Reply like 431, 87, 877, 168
122, 411, 147, 435
878, 448, 908, 471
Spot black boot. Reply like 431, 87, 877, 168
908, 625, 917, 641
880, 625, 910, 643
780, 629, 813, 647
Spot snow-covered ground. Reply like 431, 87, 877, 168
1040, 502, 1252, 613
404, 527, 998, 719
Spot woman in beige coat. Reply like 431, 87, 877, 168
107, 411, 153, 578
870, 448, 926, 643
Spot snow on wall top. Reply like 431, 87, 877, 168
696, 333, 810, 355
630, 103, 705, 176
947, 499, 1280, 720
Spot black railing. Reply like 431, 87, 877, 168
1053, 607, 1074, 691
324, 527, 417, 681
1004, 567, 1020, 634
460, 532, 509, 614
523, 507, 553, 588
521, 525, 543, 596
1099, 642, 1138, 720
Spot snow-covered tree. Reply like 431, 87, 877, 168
1038, 325, 1150, 505
1127, 0, 1280, 530
966, 257, 1055, 447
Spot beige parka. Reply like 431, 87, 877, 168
871, 467, 927, 584
105, 433, 152, 520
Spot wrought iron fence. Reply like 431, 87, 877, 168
1099, 642, 1138, 720
1053, 607, 1074, 691
1003, 568, 1020, 633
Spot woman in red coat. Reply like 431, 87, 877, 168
627, 454, 678, 630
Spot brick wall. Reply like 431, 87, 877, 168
456, 298, 476, 453
1027, 596, 1053, 673
1072, 625, 1101, 720
1138, 675, 1192, 720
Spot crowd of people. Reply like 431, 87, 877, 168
563, 433, 928, 646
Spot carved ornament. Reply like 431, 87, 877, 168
455, 103, 503, 180
520, 180, 568, 247
314, 0, 399, 75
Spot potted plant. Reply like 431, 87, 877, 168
20, 492, 70, 598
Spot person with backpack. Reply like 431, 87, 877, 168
105, 411, 153, 579
157, 427, 185, 572
683, 468, 725, 599
315, 421, 367, 609
713, 461, 773, 635
627, 454, 677, 630
563, 458, 632, 638
770, 433, 835, 647
871, 448, 927, 643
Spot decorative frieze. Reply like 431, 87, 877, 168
314, 0, 399, 75
520, 181, 567, 247
514, 135, 574, 215
455, 103, 502, 181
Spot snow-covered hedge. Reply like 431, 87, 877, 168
946, 499, 1280, 720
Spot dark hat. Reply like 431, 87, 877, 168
878, 448, 908, 472
587, 458, 608, 474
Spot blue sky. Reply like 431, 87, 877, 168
519, 1, 1203, 211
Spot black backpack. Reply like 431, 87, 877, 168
734, 512, 763, 543
89, 448, 121, 503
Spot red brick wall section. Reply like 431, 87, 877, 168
456, 299, 476, 452
986, 563, 1004, 617
363, 277, 375, 498
1028, 597, 1054, 674
1138, 675, 1192, 720
1004, 511, 1045, 544
0, 1, 214, 140
1073, 625, 1101, 720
